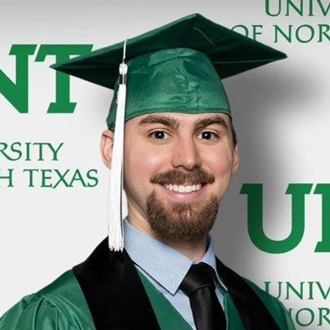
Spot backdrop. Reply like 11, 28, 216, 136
1, 1, 329, 329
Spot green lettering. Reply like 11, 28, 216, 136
41, 169, 53, 188
319, 24, 330, 42
53, 169, 70, 188
319, 308, 330, 326
240, 183, 313, 253
285, 282, 304, 299
296, 308, 314, 327
231, 25, 250, 37
316, 282, 330, 299
35, 44, 93, 113
10, 142, 23, 161
0, 169, 14, 187
314, 184, 330, 252
0, 45, 37, 113
47, 142, 64, 161
69, 169, 86, 187
264, 281, 283, 299
23, 169, 38, 187
252, 25, 263, 40
296, 24, 315, 43
309, 0, 314, 16
286, 0, 304, 16
265, 0, 282, 16
308, 281, 314, 300
0, 143, 9, 160
87, 169, 99, 187
274, 25, 293, 43
317, 0, 330, 15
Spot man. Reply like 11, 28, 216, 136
0, 14, 295, 330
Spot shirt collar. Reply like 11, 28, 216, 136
124, 219, 227, 295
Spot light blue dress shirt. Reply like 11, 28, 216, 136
124, 219, 228, 330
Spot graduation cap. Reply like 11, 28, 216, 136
52, 13, 287, 251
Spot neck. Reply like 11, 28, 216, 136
158, 236, 208, 262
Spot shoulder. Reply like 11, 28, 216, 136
0, 270, 95, 330
244, 278, 295, 330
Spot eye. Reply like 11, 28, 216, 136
197, 131, 219, 140
149, 131, 170, 140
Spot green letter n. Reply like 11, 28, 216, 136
0, 45, 37, 113
240, 183, 313, 253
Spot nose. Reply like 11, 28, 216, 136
171, 135, 202, 171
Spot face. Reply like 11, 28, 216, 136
102, 112, 239, 242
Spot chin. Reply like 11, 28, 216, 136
146, 191, 219, 241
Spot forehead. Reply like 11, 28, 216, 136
125, 112, 232, 128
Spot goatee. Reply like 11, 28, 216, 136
146, 190, 219, 241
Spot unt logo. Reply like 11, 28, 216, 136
241, 184, 330, 253
0, 44, 93, 113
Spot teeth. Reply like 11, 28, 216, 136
185, 186, 192, 193
164, 183, 202, 193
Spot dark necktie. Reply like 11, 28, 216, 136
180, 262, 227, 330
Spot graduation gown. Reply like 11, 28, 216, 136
0, 239, 295, 330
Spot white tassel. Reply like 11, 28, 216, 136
108, 43, 128, 251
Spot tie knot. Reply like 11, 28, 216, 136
180, 263, 216, 296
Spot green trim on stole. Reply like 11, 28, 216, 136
138, 271, 194, 330
222, 290, 246, 329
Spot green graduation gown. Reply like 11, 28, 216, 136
0, 239, 295, 330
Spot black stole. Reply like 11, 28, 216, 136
73, 238, 281, 330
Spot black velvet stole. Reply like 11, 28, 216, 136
216, 259, 281, 330
73, 238, 281, 330
73, 239, 161, 330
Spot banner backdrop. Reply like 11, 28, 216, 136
1, 1, 329, 329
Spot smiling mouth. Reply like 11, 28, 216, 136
163, 183, 203, 193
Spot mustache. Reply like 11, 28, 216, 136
150, 169, 215, 185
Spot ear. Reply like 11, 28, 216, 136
232, 144, 239, 174
100, 130, 114, 169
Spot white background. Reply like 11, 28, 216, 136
0, 1, 329, 329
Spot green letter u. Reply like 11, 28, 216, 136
240, 184, 313, 253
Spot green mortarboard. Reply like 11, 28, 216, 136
52, 13, 287, 251
52, 13, 286, 129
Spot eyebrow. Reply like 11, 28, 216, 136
139, 114, 229, 131
194, 116, 229, 131
139, 115, 179, 130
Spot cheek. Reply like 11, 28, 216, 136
124, 141, 170, 189
202, 148, 234, 177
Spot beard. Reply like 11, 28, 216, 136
146, 168, 219, 241
146, 191, 219, 241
